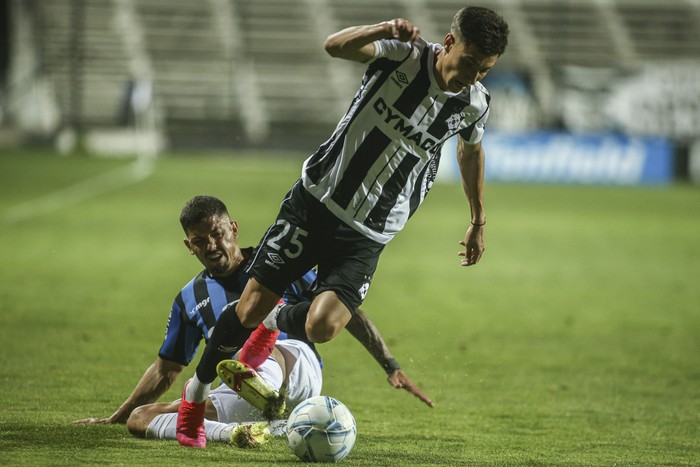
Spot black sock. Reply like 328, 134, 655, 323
195, 303, 253, 383
277, 302, 311, 340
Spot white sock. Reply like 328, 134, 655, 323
146, 413, 177, 440
146, 413, 235, 443
184, 374, 210, 403
204, 419, 235, 442
262, 303, 283, 331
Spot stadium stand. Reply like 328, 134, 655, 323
10, 0, 700, 149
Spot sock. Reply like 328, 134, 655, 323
262, 302, 283, 331
146, 413, 177, 439
147, 413, 237, 443
195, 302, 254, 383
276, 302, 311, 339
204, 420, 235, 442
184, 374, 210, 403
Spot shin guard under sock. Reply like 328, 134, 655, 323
195, 302, 253, 383
276, 302, 311, 340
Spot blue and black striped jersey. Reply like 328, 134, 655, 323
158, 247, 316, 365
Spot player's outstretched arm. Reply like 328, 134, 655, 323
324, 19, 420, 63
345, 309, 434, 408
73, 357, 184, 424
456, 137, 486, 266
386, 369, 434, 408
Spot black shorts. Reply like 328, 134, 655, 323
247, 181, 384, 313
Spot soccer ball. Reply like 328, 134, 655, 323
286, 396, 357, 463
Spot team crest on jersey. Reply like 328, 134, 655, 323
358, 275, 372, 300
358, 282, 370, 300
446, 112, 465, 131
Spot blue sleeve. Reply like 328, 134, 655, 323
158, 296, 203, 366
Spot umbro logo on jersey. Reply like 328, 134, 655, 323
391, 70, 410, 87
265, 252, 285, 270
267, 253, 284, 265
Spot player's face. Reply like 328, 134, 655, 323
436, 33, 499, 93
184, 214, 242, 277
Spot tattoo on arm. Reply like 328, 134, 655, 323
345, 309, 399, 373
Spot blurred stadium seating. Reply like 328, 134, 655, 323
1, 0, 699, 162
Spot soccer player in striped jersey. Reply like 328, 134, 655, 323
177, 7, 508, 447
74, 196, 431, 446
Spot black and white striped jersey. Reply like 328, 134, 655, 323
301, 37, 491, 244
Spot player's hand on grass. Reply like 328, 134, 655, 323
74, 412, 125, 424
388, 369, 435, 408
73, 416, 115, 425
459, 224, 485, 266
386, 18, 420, 42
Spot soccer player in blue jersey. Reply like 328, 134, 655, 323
177, 7, 510, 447
75, 195, 431, 445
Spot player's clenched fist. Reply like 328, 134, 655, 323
385, 18, 420, 42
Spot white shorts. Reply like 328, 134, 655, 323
208, 339, 322, 423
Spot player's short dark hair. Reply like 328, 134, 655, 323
179, 195, 229, 232
451, 6, 509, 56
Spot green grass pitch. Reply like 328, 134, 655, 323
1, 149, 698, 465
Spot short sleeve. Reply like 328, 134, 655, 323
459, 106, 489, 144
373, 39, 412, 61
158, 297, 203, 365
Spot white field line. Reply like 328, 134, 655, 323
1, 156, 155, 225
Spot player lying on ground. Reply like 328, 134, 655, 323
176, 7, 509, 447
74, 196, 432, 444
126, 338, 319, 447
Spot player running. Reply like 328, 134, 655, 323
177, 7, 509, 447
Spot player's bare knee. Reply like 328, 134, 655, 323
306, 319, 343, 343
126, 407, 148, 438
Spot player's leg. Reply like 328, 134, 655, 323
248, 293, 347, 357
207, 380, 279, 447
216, 359, 285, 419
177, 302, 257, 447
236, 279, 285, 368
128, 399, 218, 438
142, 413, 279, 446
304, 227, 383, 341
264, 301, 310, 339
146, 372, 286, 446
270, 222, 384, 344
236, 278, 286, 328
127, 401, 180, 438
276, 339, 324, 408
259, 282, 368, 345
238, 182, 323, 368
305, 291, 352, 343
